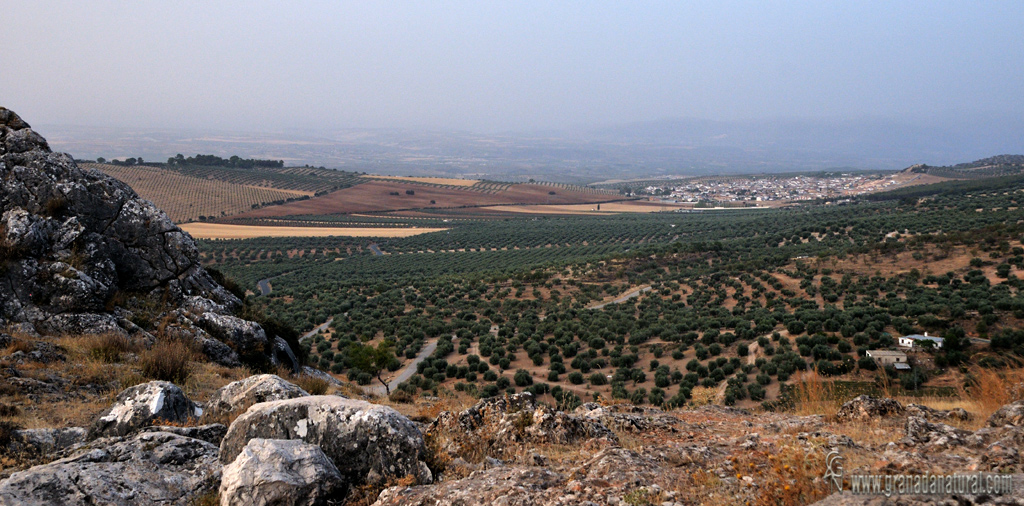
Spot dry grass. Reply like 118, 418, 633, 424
292, 375, 329, 395
179, 223, 446, 239
80, 333, 139, 363
139, 338, 200, 385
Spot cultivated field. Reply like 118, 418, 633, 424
85, 163, 311, 223
226, 180, 622, 219
364, 175, 481, 186
180, 223, 445, 239
484, 201, 692, 215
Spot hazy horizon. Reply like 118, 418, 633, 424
4, 1, 1024, 134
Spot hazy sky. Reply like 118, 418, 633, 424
3, 1, 1023, 133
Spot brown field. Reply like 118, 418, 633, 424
180, 223, 445, 239
227, 180, 621, 219
364, 175, 480, 186
85, 163, 312, 223
484, 201, 694, 215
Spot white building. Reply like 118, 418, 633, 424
898, 333, 944, 349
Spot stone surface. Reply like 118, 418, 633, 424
988, 400, 1024, 427
0, 431, 220, 506
220, 395, 431, 488
7, 427, 87, 455
205, 374, 309, 419
141, 424, 228, 445
89, 381, 201, 439
0, 107, 297, 367
905, 403, 972, 422
835, 395, 904, 422
219, 438, 343, 506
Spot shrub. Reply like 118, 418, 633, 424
568, 371, 585, 385
293, 375, 329, 395
139, 338, 198, 385
589, 372, 608, 385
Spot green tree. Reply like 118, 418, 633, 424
348, 341, 397, 395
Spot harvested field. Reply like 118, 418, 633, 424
484, 201, 689, 214
364, 175, 480, 186
85, 163, 311, 223
180, 223, 445, 239
226, 181, 620, 219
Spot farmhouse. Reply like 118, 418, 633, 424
866, 350, 910, 370
898, 333, 944, 349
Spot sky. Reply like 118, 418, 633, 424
2, 1, 1023, 133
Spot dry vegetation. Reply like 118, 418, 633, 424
84, 163, 311, 223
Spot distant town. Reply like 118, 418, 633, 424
630, 172, 925, 204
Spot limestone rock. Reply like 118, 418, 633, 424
219, 438, 343, 506
373, 466, 564, 506
205, 374, 309, 419
903, 416, 970, 449
905, 403, 972, 422
988, 400, 1024, 427
141, 424, 228, 445
220, 396, 431, 489
7, 427, 87, 456
89, 381, 201, 439
835, 395, 904, 422
0, 431, 220, 506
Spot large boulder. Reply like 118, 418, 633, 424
988, 400, 1024, 427
835, 395, 904, 422
220, 396, 431, 489
219, 438, 344, 506
0, 107, 299, 368
205, 374, 309, 419
89, 381, 201, 439
0, 431, 220, 506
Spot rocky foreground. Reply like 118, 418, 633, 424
0, 375, 1021, 505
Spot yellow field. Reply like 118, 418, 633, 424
485, 201, 691, 214
180, 223, 446, 239
85, 163, 312, 223
364, 175, 480, 186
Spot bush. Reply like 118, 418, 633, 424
293, 375, 329, 395
589, 372, 608, 385
140, 338, 198, 384
83, 333, 138, 363
568, 371, 585, 385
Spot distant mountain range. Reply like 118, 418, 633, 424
38, 115, 1024, 184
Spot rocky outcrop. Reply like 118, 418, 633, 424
88, 381, 201, 439
905, 403, 972, 422
0, 107, 296, 368
574, 402, 682, 433
429, 392, 617, 450
140, 423, 227, 445
219, 438, 343, 506
987, 400, 1024, 427
0, 431, 220, 506
835, 395, 904, 422
204, 374, 309, 419
7, 427, 87, 456
903, 416, 971, 449
220, 396, 432, 490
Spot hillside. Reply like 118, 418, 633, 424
83, 163, 314, 223
906, 154, 1024, 179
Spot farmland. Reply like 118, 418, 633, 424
198, 172, 1024, 409
223, 180, 621, 219
84, 163, 314, 223
180, 223, 446, 239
